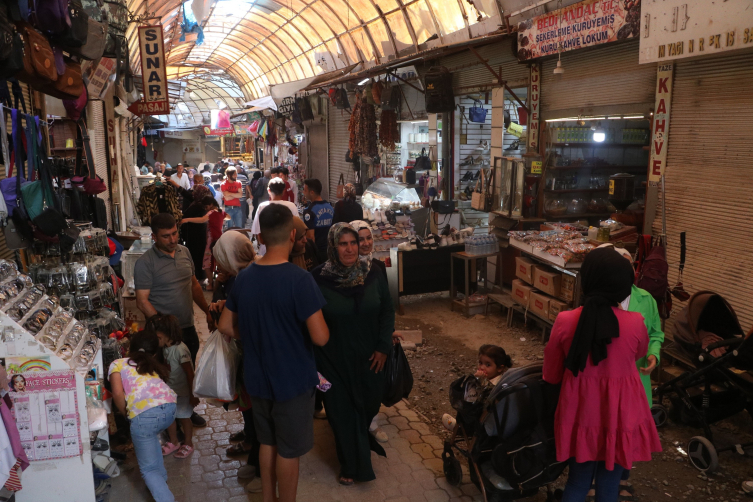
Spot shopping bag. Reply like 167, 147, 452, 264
193, 330, 240, 401
382, 343, 414, 407
336, 173, 345, 198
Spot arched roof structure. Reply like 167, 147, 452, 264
125, 0, 504, 101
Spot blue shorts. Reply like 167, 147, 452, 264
175, 396, 193, 419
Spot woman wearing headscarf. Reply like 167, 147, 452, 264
543, 247, 662, 502
350, 220, 385, 278
333, 183, 364, 224
312, 223, 395, 485
207, 231, 261, 492
289, 217, 320, 272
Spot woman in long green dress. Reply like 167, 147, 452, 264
312, 223, 395, 485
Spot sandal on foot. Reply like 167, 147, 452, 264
174, 445, 194, 459
620, 483, 635, 494
229, 431, 246, 443
161, 442, 180, 456
339, 475, 354, 486
226, 443, 252, 457
618, 493, 637, 502
585, 483, 596, 502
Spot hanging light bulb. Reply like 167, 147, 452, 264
593, 122, 606, 142
553, 56, 564, 74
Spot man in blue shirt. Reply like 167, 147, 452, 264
219, 204, 329, 502
302, 179, 334, 262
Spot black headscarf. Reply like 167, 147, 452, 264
564, 247, 635, 376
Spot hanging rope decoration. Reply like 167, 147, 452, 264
348, 95, 378, 158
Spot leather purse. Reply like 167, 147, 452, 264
73, 16, 106, 59
40, 57, 82, 99
0, 5, 23, 78
54, 0, 89, 48
15, 22, 57, 85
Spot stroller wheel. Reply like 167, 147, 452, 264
651, 404, 669, 427
687, 436, 719, 473
442, 446, 463, 486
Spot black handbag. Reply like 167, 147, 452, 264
335, 88, 349, 110
413, 148, 431, 171
0, 4, 23, 78
52, 0, 89, 48
298, 96, 314, 121
424, 66, 454, 113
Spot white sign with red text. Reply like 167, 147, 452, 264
648, 63, 674, 186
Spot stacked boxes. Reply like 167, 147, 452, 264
511, 257, 574, 323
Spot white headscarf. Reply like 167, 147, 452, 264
350, 220, 374, 262
213, 231, 255, 276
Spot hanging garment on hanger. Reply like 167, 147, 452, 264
137, 183, 182, 225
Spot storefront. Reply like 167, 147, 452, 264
640, 0, 753, 329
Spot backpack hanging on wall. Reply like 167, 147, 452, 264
424, 66, 454, 113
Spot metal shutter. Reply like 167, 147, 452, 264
439, 38, 529, 92
541, 41, 656, 120
327, 100, 351, 203
87, 100, 112, 229
652, 51, 753, 333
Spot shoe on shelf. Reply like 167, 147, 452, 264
442, 413, 457, 432
238, 464, 256, 480
190, 412, 207, 428
472, 170, 481, 180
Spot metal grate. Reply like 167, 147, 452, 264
88, 101, 112, 229
327, 100, 352, 203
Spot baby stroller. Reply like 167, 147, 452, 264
442, 363, 565, 502
652, 291, 753, 472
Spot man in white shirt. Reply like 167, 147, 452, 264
170, 163, 191, 190
250, 178, 298, 256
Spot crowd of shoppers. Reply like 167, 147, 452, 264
120, 159, 671, 502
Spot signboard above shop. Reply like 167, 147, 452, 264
133, 25, 169, 116
516, 0, 641, 60
639, 0, 753, 64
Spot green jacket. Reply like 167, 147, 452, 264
628, 285, 664, 403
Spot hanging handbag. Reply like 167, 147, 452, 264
468, 100, 487, 123
423, 66, 454, 113
39, 57, 83, 99
63, 82, 87, 120
33, 0, 69, 36
71, 17, 106, 59
15, 22, 57, 85
335, 88, 349, 110
0, 3, 24, 77
73, 117, 106, 194
336, 173, 345, 199
298, 95, 314, 121
413, 148, 431, 171
49, 0, 88, 48
471, 169, 495, 212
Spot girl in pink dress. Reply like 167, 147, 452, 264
543, 247, 661, 502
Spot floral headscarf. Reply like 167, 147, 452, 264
192, 183, 211, 203
318, 223, 371, 289
213, 230, 255, 276
350, 220, 374, 259
344, 183, 356, 200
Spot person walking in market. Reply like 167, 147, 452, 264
222, 166, 244, 229
218, 204, 330, 502
333, 183, 364, 224
311, 223, 395, 485
134, 213, 213, 428
543, 247, 662, 502
581, 244, 665, 501
302, 179, 334, 262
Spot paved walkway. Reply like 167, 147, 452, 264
109, 303, 483, 502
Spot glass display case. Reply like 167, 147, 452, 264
361, 178, 422, 210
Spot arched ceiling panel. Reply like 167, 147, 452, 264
128, 0, 502, 100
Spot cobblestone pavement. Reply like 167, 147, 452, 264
109, 303, 484, 502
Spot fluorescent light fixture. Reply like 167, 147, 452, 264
623, 115, 646, 119
358, 78, 370, 85
593, 131, 606, 142
411, 120, 428, 124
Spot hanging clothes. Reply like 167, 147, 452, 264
137, 183, 182, 225
3, 460, 21, 492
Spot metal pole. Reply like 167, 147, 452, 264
441, 111, 451, 200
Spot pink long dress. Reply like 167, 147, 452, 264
543, 307, 662, 470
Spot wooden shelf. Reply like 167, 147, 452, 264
544, 187, 609, 193
552, 142, 648, 147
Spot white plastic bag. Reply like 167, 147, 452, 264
193, 330, 240, 401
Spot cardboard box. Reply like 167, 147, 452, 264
511, 279, 535, 307
529, 292, 550, 320
549, 298, 570, 322
515, 257, 536, 285
560, 274, 576, 302
122, 294, 146, 330
534, 267, 562, 297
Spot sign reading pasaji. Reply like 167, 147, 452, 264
133, 25, 169, 115
517, 0, 641, 60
